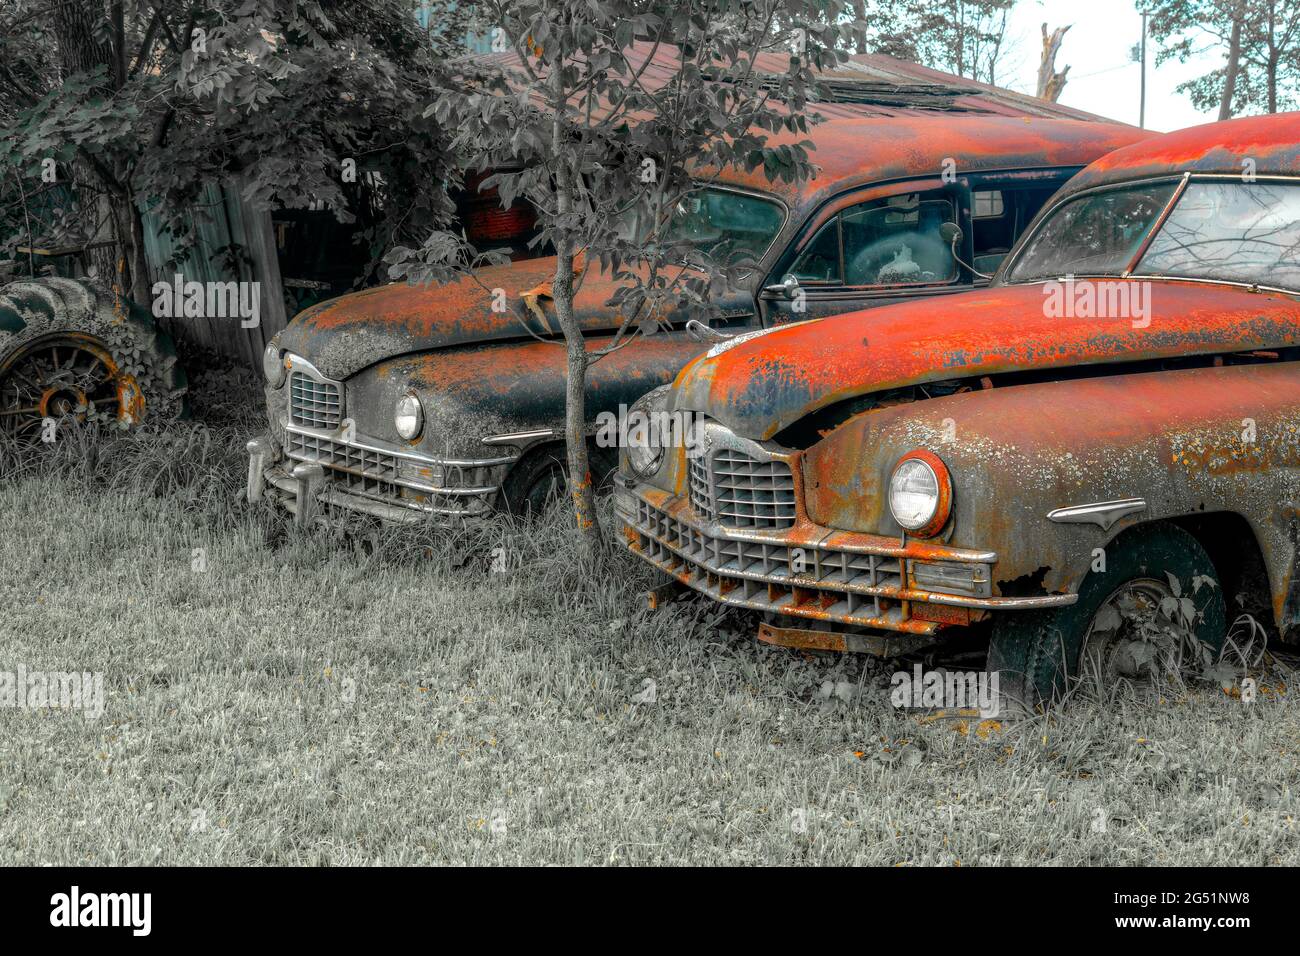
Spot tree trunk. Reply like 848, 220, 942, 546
553, 246, 600, 542
1267, 51, 1279, 113
1037, 24, 1071, 102
1219, 3, 1245, 120
851, 0, 867, 54
53, 0, 148, 303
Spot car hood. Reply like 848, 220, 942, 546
275, 256, 658, 380
671, 280, 1300, 440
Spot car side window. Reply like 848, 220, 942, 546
789, 219, 841, 282
844, 194, 958, 285
790, 191, 959, 288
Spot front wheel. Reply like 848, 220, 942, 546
498, 442, 618, 517
987, 522, 1226, 708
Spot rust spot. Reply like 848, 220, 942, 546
998, 566, 1051, 598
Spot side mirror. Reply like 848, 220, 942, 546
762, 274, 800, 299
938, 220, 993, 281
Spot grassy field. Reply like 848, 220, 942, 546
0, 367, 1297, 866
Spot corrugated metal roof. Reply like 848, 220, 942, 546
471, 40, 1118, 123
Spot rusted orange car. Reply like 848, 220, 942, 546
246, 114, 1145, 523
616, 113, 1300, 704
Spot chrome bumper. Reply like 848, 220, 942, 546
246, 424, 520, 524
617, 478, 1076, 634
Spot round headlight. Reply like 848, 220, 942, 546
263, 344, 285, 388
625, 385, 671, 478
888, 451, 952, 538
394, 392, 423, 440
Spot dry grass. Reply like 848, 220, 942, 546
0, 374, 1296, 865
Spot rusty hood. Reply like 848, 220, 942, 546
671, 281, 1300, 440
275, 256, 639, 380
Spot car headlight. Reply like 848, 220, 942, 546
394, 392, 423, 440
625, 385, 672, 478
888, 450, 952, 538
263, 344, 285, 388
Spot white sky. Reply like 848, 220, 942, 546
996, 0, 1220, 132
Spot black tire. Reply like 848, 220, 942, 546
500, 444, 567, 516
987, 522, 1226, 709
0, 277, 188, 436
498, 441, 618, 517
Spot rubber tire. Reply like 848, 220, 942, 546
987, 522, 1226, 709
499, 441, 618, 517
0, 277, 188, 424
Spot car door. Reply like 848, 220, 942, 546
759, 169, 1080, 325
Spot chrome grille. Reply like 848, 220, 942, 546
689, 447, 796, 529
629, 498, 916, 630
289, 372, 342, 428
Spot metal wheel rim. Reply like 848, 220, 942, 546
1080, 576, 1174, 680
0, 335, 141, 438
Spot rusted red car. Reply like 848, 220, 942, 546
616, 113, 1300, 704
247, 114, 1144, 522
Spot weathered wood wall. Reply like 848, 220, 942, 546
139, 176, 287, 367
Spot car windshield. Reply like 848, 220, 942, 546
1007, 179, 1300, 292
1005, 181, 1178, 282
1136, 181, 1300, 290
619, 187, 785, 265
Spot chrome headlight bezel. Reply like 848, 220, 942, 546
394, 391, 424, 441
624, 385, 672, 478
263, 344, 285, 388
888, 450, 952, 538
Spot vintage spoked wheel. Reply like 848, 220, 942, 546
0, 277, 187, 436
0, 335, 143, 438
987, 522, 1226, 709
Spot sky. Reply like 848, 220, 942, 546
995, 0, 1220, 132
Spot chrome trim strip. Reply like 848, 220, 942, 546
1003, 275, 1300, 300
482, 428, 556, 446
1122, 273, 1300, 298
1047, 497, 1147, 530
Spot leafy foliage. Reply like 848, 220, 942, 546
1140, 0, 1300, 115
387, 0, 858, 537
0, 0, 468, 299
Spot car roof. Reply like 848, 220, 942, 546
1056, 112, 1300, 197
709, 114, 1152, 205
